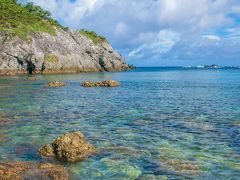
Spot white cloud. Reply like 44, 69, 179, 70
202, 35, 221, 41
128, 29, 180, 59
20, 0, 240, 66
22, 0, 106, 28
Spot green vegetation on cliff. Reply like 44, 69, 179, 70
0, 0, 106, 44
79, 29, 107, 45
44, 54, 59, 63
0, 0, 67, 39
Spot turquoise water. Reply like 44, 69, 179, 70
0, 67, 240, 179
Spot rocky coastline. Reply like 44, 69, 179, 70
0, 29, 133, 76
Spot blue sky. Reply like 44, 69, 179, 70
19, 0, 240, 66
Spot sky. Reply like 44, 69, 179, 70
19, 0, 240, 66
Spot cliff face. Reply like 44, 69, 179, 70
0, 29, 130, 75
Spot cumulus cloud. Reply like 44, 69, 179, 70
202, 35, 221, 41
129, 30, 180, 57
19, 0, 240, 66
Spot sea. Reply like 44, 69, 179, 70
0, 67, 240, 179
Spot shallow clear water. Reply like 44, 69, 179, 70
0, 67, 240, 179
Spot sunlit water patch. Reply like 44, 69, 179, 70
0, 67, 240, 179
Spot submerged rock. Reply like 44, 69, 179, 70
0, 117, 12, 126
27, 76, 37, 81
0, 161, 68, 180
81, 80, 120, 87
103, 146, 151, 159
160, 159, 201, 176
139, 174, 168, 180
38, 132, 95, 163
47, 81, 65, 87
100, 158, 142, 179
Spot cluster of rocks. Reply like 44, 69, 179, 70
0, 161, 68, 180
0, 129, 203, 179
38, 132, 95, 163
0, 131, 95, 179
47, 80, 120, 88
81, 80, 120, 87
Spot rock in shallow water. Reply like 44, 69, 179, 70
139, 174, 168, 180
27, 76, 37, 81
81, 80, 120, 87
38, 132, 95, 163
47, 81, 65, 87
0, 161, 68, 180
100, 158, 142, 179
160, 159, 201, 176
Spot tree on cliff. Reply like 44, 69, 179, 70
24, 2, 52, 20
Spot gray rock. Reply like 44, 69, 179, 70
0, 29, 131, 75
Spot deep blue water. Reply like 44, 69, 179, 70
0, 67, 240, 179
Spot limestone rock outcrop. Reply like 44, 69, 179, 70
0, 29, 131, 75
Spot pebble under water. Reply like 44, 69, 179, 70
0, 67, 240, 179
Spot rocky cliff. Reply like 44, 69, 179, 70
0, 29, 131, 75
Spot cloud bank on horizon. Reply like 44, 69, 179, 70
19, 0, 240, 66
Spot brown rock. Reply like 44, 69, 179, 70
81, 80, 120, 87
0, 161, 68, 180
47, 81, 65, 87
0, 117, 12, 126
101, 80, 120, 87
38, 144, 54, 157
81, 81, 96, 87
38, 132, 95, 163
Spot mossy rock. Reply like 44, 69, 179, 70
44, 54, 59, 63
